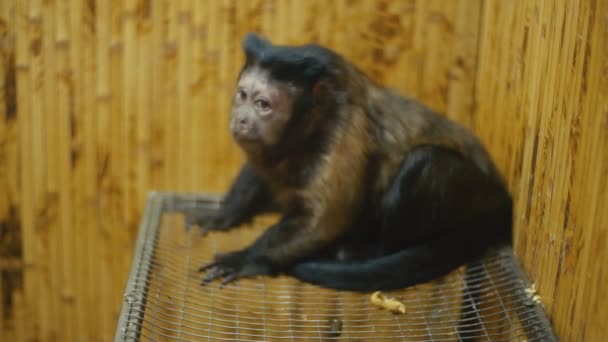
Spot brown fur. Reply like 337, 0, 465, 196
237, 59, 499, 265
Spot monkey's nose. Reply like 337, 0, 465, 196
238, 118, 249, 132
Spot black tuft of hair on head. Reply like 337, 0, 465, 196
241, 33, 338, 86
243, 33, 271, 64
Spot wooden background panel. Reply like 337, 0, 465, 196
1, 0, 607, 341
0, 1, 482, 341
474, 0, 607, 340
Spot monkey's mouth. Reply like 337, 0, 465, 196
232, 131, 262, 149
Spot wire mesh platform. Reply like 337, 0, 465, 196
115, 192, 556, 342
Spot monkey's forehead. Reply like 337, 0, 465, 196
239, 66, 297, 92
240, 67, 270, 82
238, 68, 274, 89
237, 72, 294, 103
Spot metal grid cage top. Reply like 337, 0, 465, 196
115, 192, 556, 342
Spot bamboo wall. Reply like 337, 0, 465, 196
474, 1, 608, 340
0, 0, 605, 341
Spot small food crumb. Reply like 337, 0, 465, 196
524, 282, 537, 296
370, 291, 406, 314
524, 282, 544, 307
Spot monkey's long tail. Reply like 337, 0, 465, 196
288, 234, 506, 292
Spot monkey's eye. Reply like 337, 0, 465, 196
255, 99, 271, 113
236, 89, 247, 101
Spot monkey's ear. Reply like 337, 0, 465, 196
243, 33, 271, 64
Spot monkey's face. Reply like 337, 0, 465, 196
230, 67, 294, 152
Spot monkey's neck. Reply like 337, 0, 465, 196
245, 141, 323, 189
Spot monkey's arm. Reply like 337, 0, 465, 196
200, 203, 354, 286
200, 110, 370, 285
185, 164, 272, 233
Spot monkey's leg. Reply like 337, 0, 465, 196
288, 145, 512, 291
200, 208, 352, 286
379, 144, 512, 254
185, 164, 273, 234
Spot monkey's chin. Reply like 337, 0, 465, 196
233, 135, 264, 153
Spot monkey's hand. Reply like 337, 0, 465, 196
183, 209, 241, 235
199, 250, 271, 287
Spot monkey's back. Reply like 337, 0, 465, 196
362, 85, 502, 199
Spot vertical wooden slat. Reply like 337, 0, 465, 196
176, 0, 192, 190
123, 0, 137, 238
109, 0, 127, 339
217, 0, 235, 188
0, 0, 19, 221
514, 1, 545, 254
535, 0, 579, 317
116, 1, 135, 340
203, 0, 219, 190
420, 0, 453, 112
582, 4, 608, 338
95, 0, 112, 336
0, 0, 14, 232
162, 0, 178, 191
13, 291, 25, 341
204, 0, 220, 191
82, 0, 99, 338
55, 0, 75, 339
68, 0, 85, 339
41, 1, 64, 340
149, 0, 166, 190
29, 1, 53, 337
136, 0, 151, 208
190, 0, 207, 191
0, 3, 5, 267
524, 1, 559, 306
42, 0, 57, 191
15, 0, 37, 339
445, 0, 482, 127
556, 1, 607, 339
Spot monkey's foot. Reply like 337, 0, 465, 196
199, 251, 269, 287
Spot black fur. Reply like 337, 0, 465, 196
243, 33, 338, 85
185, 165, 273, 232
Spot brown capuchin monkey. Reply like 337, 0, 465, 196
186, 33, 512, 292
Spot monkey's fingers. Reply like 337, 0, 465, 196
203, 267, 225, 282
198, 222, 215, 236
199, 261, 219, 272
184, 222, 196, 232
219, 264, 265, 288
183, 216, 194, 232
183, 211, 200, 232
199, 252, 230, 272
201, 266, 231, 285
201, 275, 218, 286
219, 274, 239, 288
201, 275, 219, 287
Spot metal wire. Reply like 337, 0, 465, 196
115, 193, 557, 342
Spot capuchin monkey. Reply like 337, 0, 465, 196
186, 33, 512, 292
